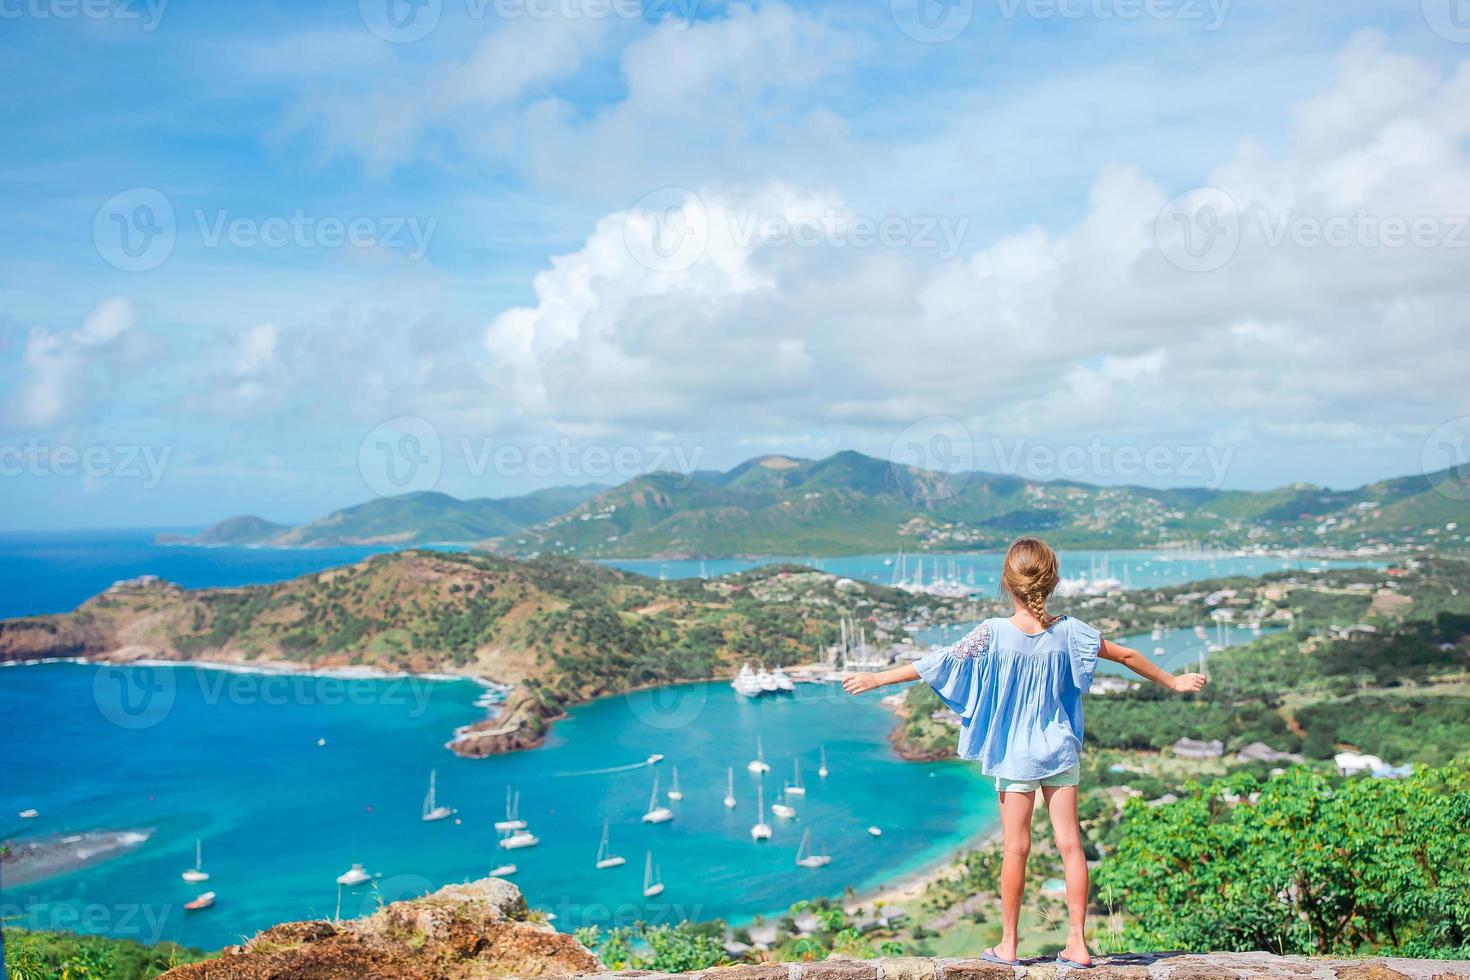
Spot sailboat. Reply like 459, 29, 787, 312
642, 851, 664, 898
750, 783, 772, 841
795, 828, 831, 868
181, 839, 209, 883
771, 786, 796, 820
747, 735, 770, 774
818, 745, 829, 779
494, 788, 527, 832
785, 758, 806, 796
336, 863, 371, 886
595, 821, 626, 869
723, 767, 737, 809
422, 769, 455, 822
667, 766, 683, 801
642, 773, 673, 824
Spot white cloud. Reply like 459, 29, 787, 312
6, 298, 137, 429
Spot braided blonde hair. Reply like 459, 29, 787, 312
1000, 537, 1060, 627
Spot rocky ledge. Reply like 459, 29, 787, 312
582, 955, 1469, 980
157, 878, 599, 979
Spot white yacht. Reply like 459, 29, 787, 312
421, 769, 455, 822
731, 664, 761, 698
499, 829, 540, 850
336, 863, 371, 886
490, 863, 518, 877
785, 758, 806, 796
595, 821, 626, 869
771, 787, 796, 820
750, 783, 772, 841
723, 766, 737, 809
667, 766, 683, 802
756, 668, 778, 693
18, 809, 38, 819
494, 789, 527, 832
772, 667, 795, 692
642, 773, 674, 824
795, 828, 831, 868
747, 736, 770, 774
817, 745, 829, 779
642, 851, 664, 898
1151, 624, 1164, 641
181, 839, 209, 883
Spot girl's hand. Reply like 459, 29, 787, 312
1171, 672, 1208, 693
843, 673, 880, 695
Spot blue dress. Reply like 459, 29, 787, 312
913, 616, 1101, 780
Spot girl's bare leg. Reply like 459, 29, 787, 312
1042, 784, 1091, 965
993, 788, 1035, 961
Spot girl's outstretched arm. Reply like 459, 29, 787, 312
843, 664, 920, 695
1099, 640, 1207, 693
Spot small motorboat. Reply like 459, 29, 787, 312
490, 864, 518, 877
181, 839, 209, 883
646, 753, 664, 765
336, 863, 371, 886
184, 891, 215, 911
18, 808, 38, 819
867, 826, 883, 837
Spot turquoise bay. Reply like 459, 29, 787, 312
0, 666, 992, 952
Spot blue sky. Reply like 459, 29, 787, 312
2, 0, 1468, 528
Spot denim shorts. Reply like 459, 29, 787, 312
995, 763, 1081, 794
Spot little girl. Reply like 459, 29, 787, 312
843, 537, 1207, 969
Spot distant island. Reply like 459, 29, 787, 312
0, 550, 974, 756
166, 450, 1468, 558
